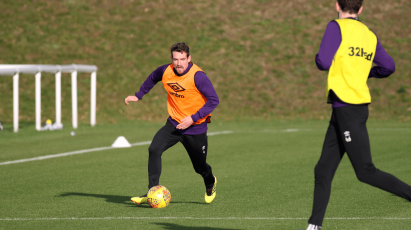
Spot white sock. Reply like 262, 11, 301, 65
306, 224, 321, 230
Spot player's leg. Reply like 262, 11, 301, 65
132, 120, 180, 205
337, 105, 411, 201
148, 120, 181, 189
308, 110, 346, 227
181, 133, 216, 203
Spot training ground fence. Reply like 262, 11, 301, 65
0, 64, 97, 132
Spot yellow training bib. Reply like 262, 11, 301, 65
326, 19, 377, 104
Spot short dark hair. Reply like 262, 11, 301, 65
170, 42, 190, 58
337, 0, 363, 14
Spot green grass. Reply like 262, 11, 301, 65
1, 120, 410, 229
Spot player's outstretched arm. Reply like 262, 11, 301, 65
125, 96, 139, 105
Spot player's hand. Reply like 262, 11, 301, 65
125, 96, 139, 105
176, 116, 194, 130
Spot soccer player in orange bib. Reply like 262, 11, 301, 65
125, 42, 218, 204
303, 1, 411, 229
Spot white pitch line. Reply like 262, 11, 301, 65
0, 131, 232, 166
284, 129, 299, 132
1, 217, 410, 221
0, 146, 116, 166
130, 141, 152, 146
207, 130, 233, 136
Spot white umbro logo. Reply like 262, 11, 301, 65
202, 146, 206, 154
344, 131, 351, 142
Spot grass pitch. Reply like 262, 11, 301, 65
0, 119, 410, 229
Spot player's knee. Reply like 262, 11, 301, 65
356, 163, 377, 183
314, 163, 333, 183
314, 163, 328, 178
148, 145, 162, 156
356, 173, 371, 183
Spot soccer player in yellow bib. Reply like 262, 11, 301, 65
304, 1, 411, 229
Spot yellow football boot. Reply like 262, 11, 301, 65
205, 176, 217, 203
131, 194, 148, 205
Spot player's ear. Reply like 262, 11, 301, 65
336, 1, 340, 12
357, 6, 363, 15
188, 55, 191, 63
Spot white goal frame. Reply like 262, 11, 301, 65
0, 64, 98, 132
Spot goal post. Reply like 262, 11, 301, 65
0, 64, 98, 132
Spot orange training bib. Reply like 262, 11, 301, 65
162, 63, 211, 124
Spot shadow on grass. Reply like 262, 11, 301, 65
170, 201, 207, 205
389, 194, 411, 203
58, 192, 208, 207
153, 223, 242, 230
58, 192, 148, 208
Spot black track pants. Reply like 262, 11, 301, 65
309, 105, 411, 226
147, 120, 214, 190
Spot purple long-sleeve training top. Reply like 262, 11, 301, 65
315, 19, 395, 108
135, 63, 219, 135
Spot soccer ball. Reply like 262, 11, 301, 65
147, 185, 171, 208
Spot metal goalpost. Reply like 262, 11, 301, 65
0, 64, 98, 132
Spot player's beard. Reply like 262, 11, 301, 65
176, 66, 184, 74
